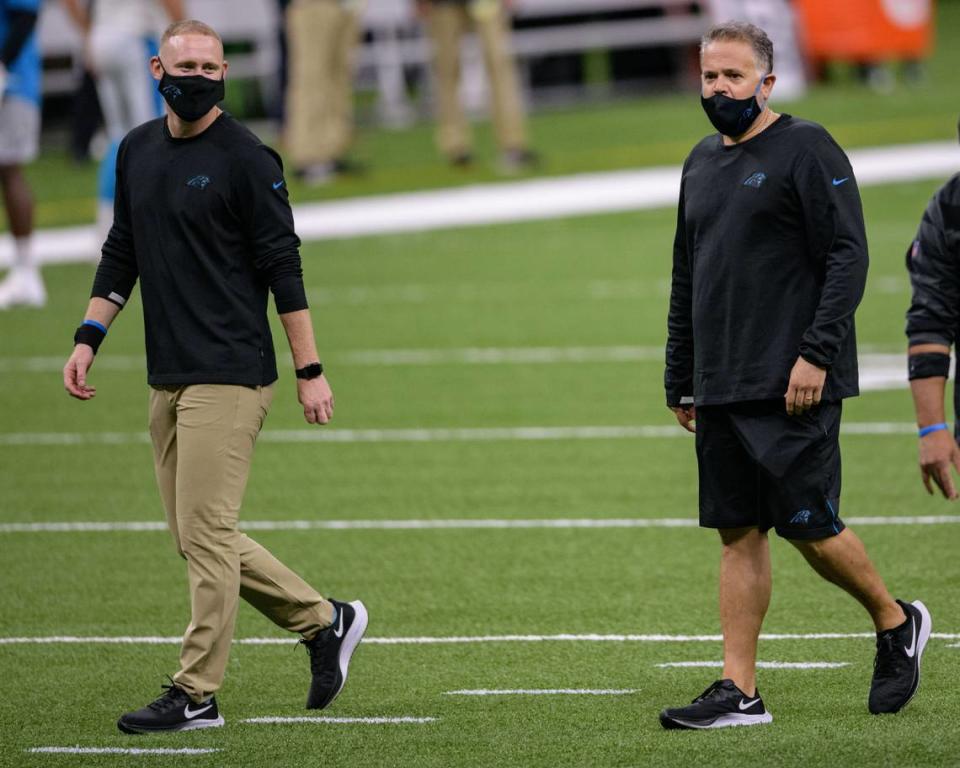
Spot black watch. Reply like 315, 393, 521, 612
295, 362, 324, 380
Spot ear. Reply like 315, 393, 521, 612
150, 56, 164, 81
759, 72, 776, 101
221, 59, 229, 79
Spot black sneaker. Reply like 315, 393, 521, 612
869, 599, 932, 714
660, 679, 773, 730
117, 681, 224, 734
302, 599, 368, 709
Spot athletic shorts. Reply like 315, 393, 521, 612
0, 96, 39, 165
695, 399, 845, 541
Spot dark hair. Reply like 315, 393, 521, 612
700, 21, 774, 74
160, 19, 223, 48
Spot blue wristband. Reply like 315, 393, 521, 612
82, 319, 108, 334
918, 422, 949, 438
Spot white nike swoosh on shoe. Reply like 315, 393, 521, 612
904, 617, 918, 658
184, 703, 214, 719
333, 610, 345, 639
738, 698, 760, 711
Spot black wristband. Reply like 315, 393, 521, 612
295, 362, 324, 380
908, 352, 950, 381
73, 323, 106, 354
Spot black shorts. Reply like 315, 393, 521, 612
695, 399, 845, 541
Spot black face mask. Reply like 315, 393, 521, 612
157, 61, 225, 122
700, 79, 767, 138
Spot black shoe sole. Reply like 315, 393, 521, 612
117, 715, 225, 734
660, 711, 773, 730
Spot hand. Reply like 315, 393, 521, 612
297, 374, 334, 425
784, 356, 826, 415
63, 344, 97, 400
670, 404, 696, 433
919, 428, 960, 499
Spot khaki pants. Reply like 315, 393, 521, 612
284, 0, 361, 168
428, 0, 528, 156
149, 384, 333, 702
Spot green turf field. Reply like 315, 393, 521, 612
4, 3, 960, 761
2, 162, 960, 766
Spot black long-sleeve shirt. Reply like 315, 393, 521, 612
92, 113, 308, 387
664, 115, 868, 407
905, 173, 960, 427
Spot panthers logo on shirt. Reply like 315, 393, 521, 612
186, 175, 211, 190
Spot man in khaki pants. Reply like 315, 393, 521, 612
421, 0, 536, 171
63, 19, 368, 734
284, 0, 363, 184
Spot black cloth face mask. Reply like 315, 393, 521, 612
700, 77, 768, 138
157, 61, 225, 122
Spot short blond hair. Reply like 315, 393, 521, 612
160, 19, 222, 48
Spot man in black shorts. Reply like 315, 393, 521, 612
660, 21, 931, 729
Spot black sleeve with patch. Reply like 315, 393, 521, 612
664, 170, 694, 407
92, 137, 139, 309
233, 144, 308, 315
792, 136, 869, 370
905, 174, 960, 349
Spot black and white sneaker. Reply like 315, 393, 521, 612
660, 679, 773, 730
869, 599, 932, 714
303, 599, 368, 709
117, 681, 224, 734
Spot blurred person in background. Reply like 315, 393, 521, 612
662, 21, 930, 729
419, 0, 536, 172
0, 0, 41, 309
284, 0, 364, 185
904, 125, 960, 500
62, 0, 185, 251
62, 19, 367, 733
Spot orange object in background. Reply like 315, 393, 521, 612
793, 0, 934, 62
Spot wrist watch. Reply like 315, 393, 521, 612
295, 362, 324, 380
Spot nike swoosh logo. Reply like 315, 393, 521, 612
904, 617, 917, 658
184, 703, 214, 719
333, 611, 345, 639
832, 177, 849, 186
738, 698, 760, 710
272, 180, 285, 190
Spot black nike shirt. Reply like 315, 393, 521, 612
91, 113, 307, 387
665, 115, 868, 407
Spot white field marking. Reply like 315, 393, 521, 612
655, 661, 850, 669
443, 689, 637, 696
0, 421, 927, 448
28, 747, 220, 755
240, 717, 436, 725
3, 632, 960, 646
4, 514, 960, 535
1, 141, 955, 266
3, 514, 960, 535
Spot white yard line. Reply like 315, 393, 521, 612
2, 514, 959, 535
443, 689, 637, 696
1, 141, 956, 266
27, 747, 220, 755
240, 716, 436, 725
655, 661, 849, 669
3, 632, 959, 646
0, 421, 927, 448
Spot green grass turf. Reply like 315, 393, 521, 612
16, 1, 960, 230
2, 162, 960, 766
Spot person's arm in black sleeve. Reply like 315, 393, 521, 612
92, 137, 139, 310
665, 176, 696, 431
238, 144, 334, 425
905, 177, 960, 498
0, 9, 37, 68
795, 136, 869, 369
64, 140, 138, 401
785, 136, 868, 414
238, 145, 307, 314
